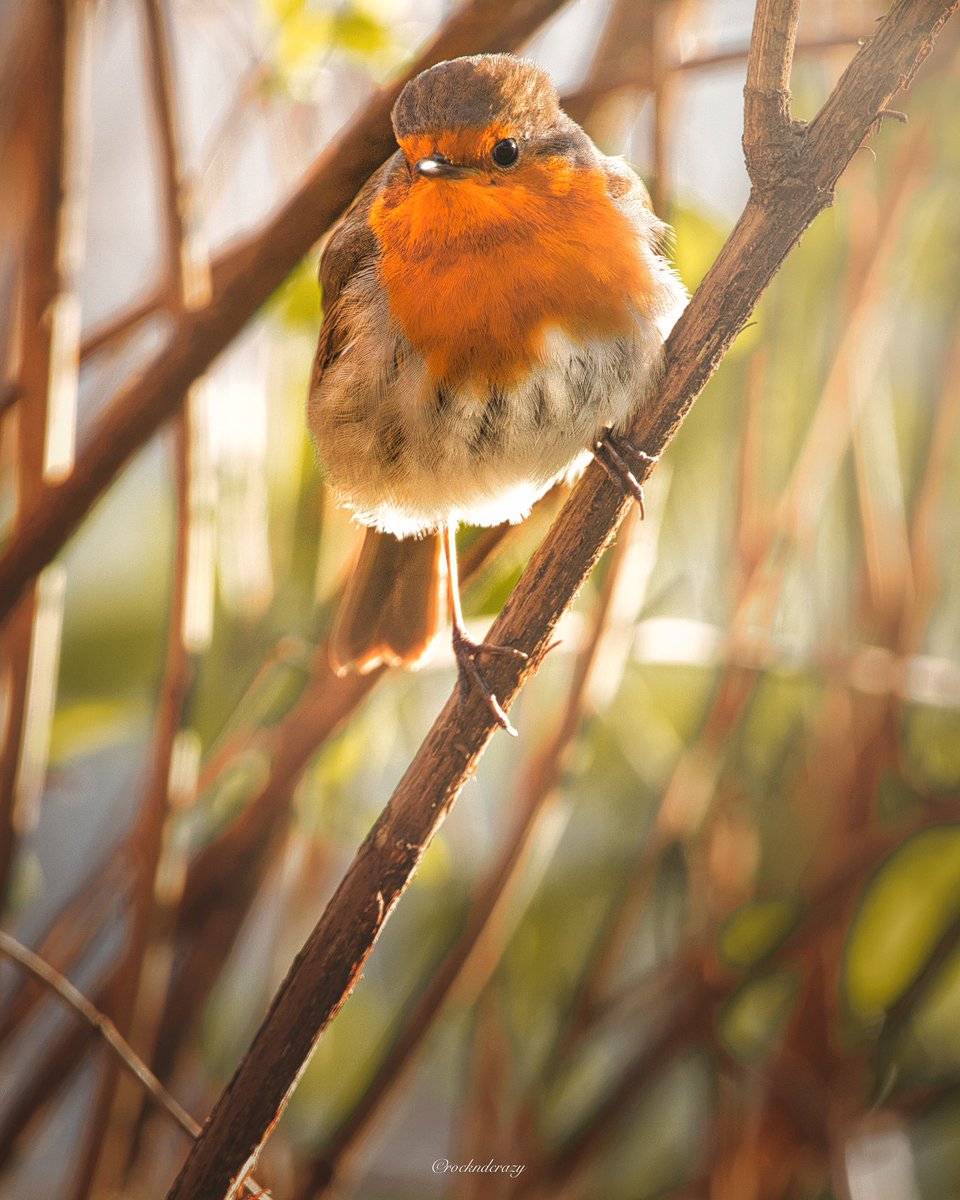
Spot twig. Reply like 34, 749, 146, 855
0, 930, 200, 1140
78, 288, 166, 361
0, 931, 269, 1198
0, 0, 69, 900
0, 851, 130, 1049
67, 4, 200, 1191
676, 33, 866, 74
515, 987, 713, 1198
142, 0, 197, 311
899, 315, 960, 654
164, 4, 959, 1197
511, 775, 960, 1198
0, 974, 123, 1167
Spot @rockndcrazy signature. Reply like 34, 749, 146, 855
433, 1157, 526, 1179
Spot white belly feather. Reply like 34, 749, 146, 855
310, 268, 685, 538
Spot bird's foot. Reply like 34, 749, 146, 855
593, 430, 659, 519
451, 624, 527, 737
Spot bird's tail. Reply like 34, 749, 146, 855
330, 527, 444, 674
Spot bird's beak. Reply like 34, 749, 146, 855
414, 155, 474, 180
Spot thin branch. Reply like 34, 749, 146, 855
78, 288, 166, 361
67, 2, 198, 1189
677, 33, 866, 75
0, 0, 69, 900
0, 936, 267, 1197
142, 0, 194, 309
0, 930, 200, 1140
512, 774, 960, 1198
0, 974, 122, 1168
0, 851, 130, 1049
164, 4, 959, 1197
899, 312, 960, 653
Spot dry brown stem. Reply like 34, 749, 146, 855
0, 930, 200, 1141
0, 1, 68, 900
68, 5, 197, 1190
146, 521, 521, 1093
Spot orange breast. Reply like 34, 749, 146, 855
369, 158, 657, 387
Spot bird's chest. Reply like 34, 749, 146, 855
368, 170, 656, 388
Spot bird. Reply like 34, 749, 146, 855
308, 53, 686, 735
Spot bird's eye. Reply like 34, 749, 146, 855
491, 138, 519, 167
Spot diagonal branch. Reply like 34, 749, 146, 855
0, 930, 200, 1142
164, 2, 959, 1197
0, 931, 267, 1196
0, 0, 71, 901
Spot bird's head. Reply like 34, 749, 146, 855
390, 54, 590, 192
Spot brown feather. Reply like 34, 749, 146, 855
330, 528, 444, 674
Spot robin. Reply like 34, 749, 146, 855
309, 53, 685, 734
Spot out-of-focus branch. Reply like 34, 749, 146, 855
142, 0, 205, 311
899, 315, 960, 653
0, 0, 573, 628
0, 930, 199, 1141
511, 778, 960, 1198
0, 0, 69, 901
0, 931, 265, 1196
67, 4, 199, 1192
0, 853, 130, 1050
164, 5, 959, 1197
677, 33, 866, 74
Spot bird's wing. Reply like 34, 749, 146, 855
310, 153, 398, 388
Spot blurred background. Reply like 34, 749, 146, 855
2, 0, 960, 1197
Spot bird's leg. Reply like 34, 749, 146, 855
593, 429, 659, 519
441, 523, 527, 737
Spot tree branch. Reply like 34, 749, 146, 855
0, 929, 266, 1194
164, 2, 959, 1197
743, 0, 803, 189
67, 5, 198, 1193
0, 930, 200, 1142
0, 0, 69, 900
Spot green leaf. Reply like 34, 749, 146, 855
720, 896, 803, 970
333, 7, 388, 56
844, 825, 960, 1023
720, 969, 799, 1062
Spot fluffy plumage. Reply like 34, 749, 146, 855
308, 54, 686, 673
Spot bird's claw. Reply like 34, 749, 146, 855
593, 430, 659, 518
451, 625, 527, 736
